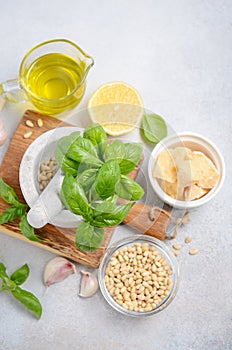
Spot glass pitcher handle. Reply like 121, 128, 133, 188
0, 79, 28, 103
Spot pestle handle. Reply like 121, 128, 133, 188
27, 171, 64, 228
123, 203, 170, 240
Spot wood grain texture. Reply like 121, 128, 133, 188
0, 110, 170, 268
123, 203, 170, 241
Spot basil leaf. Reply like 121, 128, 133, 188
95, 160, 120, 199
115, 175, 144, 200
91, 200, 116, 213
11, 286, 42, 319
105, 194, 118, 205
92, 202, 134, 227
75, 222, 104, 252
104, 140, 125, 162
83, 123, 108, 158
19, 215, 41, 242
54, 147, 79, 175
67, 137, 103, 167
141, 113, 167, 144
119, 143, 143, 174
77, 168, 99, 192
0, 262, 8, 279
57, 131, 81, 154
60, 175, 92, 219
87, 184, 101, 202
0, 178, 20, 205
0, 204, 27, 224
10, 264, 29, 286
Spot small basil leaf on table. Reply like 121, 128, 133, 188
67, 137, 103, 167
60, 174, 93, 219
119, 143, 143, 174
10, 264, 30, 286
0, 204, 27, 224
141, 113, 167, 144
11, 286, 42, 319
75, 222, 104, 252
92, 202, 134, 227
83, 123, 108, 158
95, 160, 120, 199
115, 175, 144, 200
19, 215, 41, 242
0, 177, 21, 205
57, 131, 81, 154
54, 147, 79, 175
104, 139, 126, 162
0, 262, 42, 319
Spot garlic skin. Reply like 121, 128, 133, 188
0, 120, 7, 146
79, 270, 98, 298
44, 257, 76, 287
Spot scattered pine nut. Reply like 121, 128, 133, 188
172, 244, 182, 250
185, 236, 192, 244
25, 120, 34, 128
189, 249, 199, 255
173, 250, 179, 257
23, 131, 33, 139
37, 118, 43, 127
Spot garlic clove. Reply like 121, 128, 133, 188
0, 119, 7, 146
44, 257, 76, 287
79, 270, 98, 298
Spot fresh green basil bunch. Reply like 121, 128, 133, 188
0, 178, 40, 242
55, 123, 144, 252
0, 262, 42, 319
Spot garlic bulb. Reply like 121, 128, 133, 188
79, 270, 98, 298
44, 257, 76, 287
0, 120, 7, 146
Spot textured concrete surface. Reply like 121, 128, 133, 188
0, 1, 232, 349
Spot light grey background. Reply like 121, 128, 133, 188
0, 1, 231, 349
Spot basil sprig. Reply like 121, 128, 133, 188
55, 123, 144, 252
0, 178, 40, 242
0, 262, 42, 319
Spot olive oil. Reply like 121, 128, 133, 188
23, 53, 86, 114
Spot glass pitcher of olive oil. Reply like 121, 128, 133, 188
0, 39, 94, 115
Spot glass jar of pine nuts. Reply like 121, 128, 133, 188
98, 235, 180, 317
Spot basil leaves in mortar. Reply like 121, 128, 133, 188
54, 123, 144, 252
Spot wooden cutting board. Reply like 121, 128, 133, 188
0, 110, 170, 268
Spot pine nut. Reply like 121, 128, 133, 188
173, 250, 179, 257
185, 236, 192, 244
25, 120, 34, 128
189, 249, 199, 255
23, 131, 32, 139
172, 244, 182, 250
37, 118, 43, 127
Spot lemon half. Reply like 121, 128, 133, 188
87, 81, 144, 136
